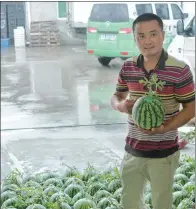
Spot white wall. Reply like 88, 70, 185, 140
29, 2, 57, 22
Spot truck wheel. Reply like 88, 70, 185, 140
121, 57, 128, 61
98, 57, 112, 66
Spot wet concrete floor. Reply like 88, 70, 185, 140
1, 46, 195, 180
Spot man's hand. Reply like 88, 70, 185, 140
137, 118, 172, 135
117, 99, 136, 114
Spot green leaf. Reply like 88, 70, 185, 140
139, 79, 145, 84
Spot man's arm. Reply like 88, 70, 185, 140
111, 91, 136, 113
111, 91, 128, 111
163, 101, 195, 132
140, 100, 195, 135
111, 61, 136, 113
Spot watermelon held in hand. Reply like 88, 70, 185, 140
132, 94, 165, 130
131, 74, 165, 130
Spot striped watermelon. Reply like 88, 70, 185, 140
173, 183, 182, 192
173, 191, 189, 206
174, 174, 189, 185
144, 193, 152, 206
94, 190, 111, 203
87, 182, 106, 196
43, 186, 59, 197
64, 184, 83, 198
132, 94, 165, 129
1, 191, 16, 204
24, 181, 42, 189
61, 202, 72, 209
50, 192, 71, 204
112, 188, 122, 203
190, 173, 195, 182
72, 191, 91, 205
43, 178, 63, 189
177, 198, 194, 209
97, 197, 119, 209
108, 179, 121, 193
26, 204, 46, 209
64, 177, 85, 188
1, 184, 19, 193
132, 74, 165, 129
73, 198, 96, 209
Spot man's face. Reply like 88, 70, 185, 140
134, 20, 165, 57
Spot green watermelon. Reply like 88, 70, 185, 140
94, 190, 111, 203
173, 191, 189, 206
26, 204, 46, 209
64, 184, 83, 198
105, 207, 119, 209
43, 186, 59, 197
145, 204, 151, 209
144, 193, 152, 206
50, 192, 71, 204
2, 171, 23, 187
174, 174, 189, 185
73, 198, 96, 209
63, 168, 80, 178
82, 169, 98, 182
190, 173, 195, 182
113, 188, 122, 203
33, 172, 52, 183
64, 177, 85, 188
1, 190, 17, 205
87, 182, 106, 196
1, 197, 25, 209
183, 182, 195, 193
131, 74, 165, 129
176, 163, 194, 178
72, 191, 91, 205
108, 179, 121, 193
22, 175, 36, 184
144, 183, 151, 193
132, 94, 165, 129
24, 181, 42, 189
1, 184, 20, 193
172, 183, 182, 192
177, 198, 195, 209
61, 202, 72, 209
87, 175, 102, 185
97, 197, 119, 209
43, 178, 63, 189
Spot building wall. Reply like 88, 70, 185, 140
26, 2, 84, 45
30, 2, 57, 22
1, 2, 26, 44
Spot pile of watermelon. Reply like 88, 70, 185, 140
1, 155, 195, 209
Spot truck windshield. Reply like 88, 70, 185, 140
89, 3, 129, 22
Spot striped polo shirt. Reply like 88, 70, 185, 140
116, 49, 195, 158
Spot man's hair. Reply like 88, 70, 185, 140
132, 13, 164, 32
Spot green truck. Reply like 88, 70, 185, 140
86, 3, 175, 66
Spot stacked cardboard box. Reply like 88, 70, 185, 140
30, 21, 60, 47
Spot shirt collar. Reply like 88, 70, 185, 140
137, 49, 168, 70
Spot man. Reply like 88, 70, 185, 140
111, 13, 195, 209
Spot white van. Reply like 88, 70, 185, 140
167, 14, 195, 81
129, 2, 188, 35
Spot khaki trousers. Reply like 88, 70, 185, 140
120, 150, 180, 209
